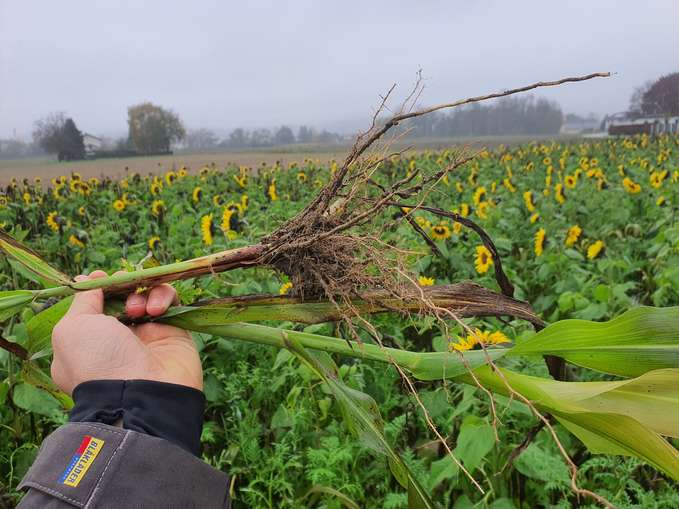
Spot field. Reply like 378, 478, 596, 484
1, 134, 679, 508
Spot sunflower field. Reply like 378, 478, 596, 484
1, 133, 679, 508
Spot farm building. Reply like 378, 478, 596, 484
82, 133, 103, 155
602, 113, 679, 136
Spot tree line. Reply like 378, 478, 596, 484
403, 95, 564, 138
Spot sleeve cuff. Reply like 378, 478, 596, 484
69, 380, 205, 456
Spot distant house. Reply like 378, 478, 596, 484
82, 133, 103, 155
603, 113, 679, 136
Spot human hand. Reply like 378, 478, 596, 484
51, 270, 203, 395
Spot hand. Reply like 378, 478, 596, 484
51, 270, 203, 395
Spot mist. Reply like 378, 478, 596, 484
1, 0, 678, 139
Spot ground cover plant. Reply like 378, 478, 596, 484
1, 76, 679, 508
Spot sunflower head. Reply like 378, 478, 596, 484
474, 245, 493, 274
418, 276, 435, 286
201, 214, 214, 246
151, 199, 166, 218
192, 187, 203, 203
113, 199, 126, 212
430, 224, 451, 241
279, 281, 293, 295
148, 236, 161, 251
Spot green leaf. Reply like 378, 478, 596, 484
12, 383, 62, 417
26, 296, 73, 355
282, 333, 436, 508
509, 306, 679, 376
453, 416, 495, 473
0, 290, 33, 323
0, 232, 70, 287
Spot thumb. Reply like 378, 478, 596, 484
65, 270, 108, 317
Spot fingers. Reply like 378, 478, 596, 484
125, 283, 178, 318
146, 284, 179, 316
65, 270, 108, 317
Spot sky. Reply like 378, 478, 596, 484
1, 0, 678, 140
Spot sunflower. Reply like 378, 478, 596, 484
430, 224, 451, 240
622, 177, 641, 194
565, 225, 582, 247
530, 213, 540, 224
148, 236, 161, 251
178, 167, 188, 178
418, 276, 435, 287
192, 187, 203, 203
46, 211, 61, 233
450, 328, 511, 352
455, 182, 464, 193
473, 186, 486, 205
453, 222, 462, 234
165, 171, 177, 185
233, 174, 248, 188
213, 194, 225, 207
554, 183, 566, 204
523, 191, 535, 212
200, 166, 210, 177
113, 199, 126, 212
240, 194, 249, 211
221, 208, 238, 233
503, 178, 516, 193
201, 214, 214, 246
587, 240, 605, 260
564, 174, 577, 189
68, 234, 85, 248
657, 196, 667, 207
297, 172, 308, 183
650, 170, 668, 189
78, 206, 86, 216
474, 245, 493, 274
459, 203, 470, 217
150, 180, 163, 195
415, 216, 431, 229
151, 199, 166, 218
0, 196, 8, 208
534, 228, 546, 257
476, 201, 490, 219
267, 180, 278, 201
279, 282, 293, 295
22, 192, 31, 204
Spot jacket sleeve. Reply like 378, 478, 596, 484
17, 380, 230, 508
17, 422, 230, 508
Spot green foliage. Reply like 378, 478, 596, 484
1, 134, 679, 507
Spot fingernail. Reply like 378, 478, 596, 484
127, 294, 145, 307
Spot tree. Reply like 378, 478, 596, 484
628, 81, 653, 117
127, 102, 185, 154
32, 113, 85, 161
186, 128, 218, 151
274, 126, 295, 145
297, 125, 313, 143
227, 128, 249, 148
640, 73, 679, 116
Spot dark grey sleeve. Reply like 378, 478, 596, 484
17, 422, 230, 509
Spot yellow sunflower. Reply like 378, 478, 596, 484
476, 201, 490, 219
22, 192, 31, 204
530, 213, 540, 224
564, 174, 577, 189
46, 211, 61, 232
68, 234, 85, 248
192, 187, 203, 203
565, 225, 582, 247
430, 224, 451, 241
213, 194, 225, 207
150, 180, 163, 195
523, 191, 535, 212
622, 177, 641, 194
279, 282, 293, 295
148, 236, 161, 251
267, 180, 278, 201
0, 196, 8, 208
450, 328, 511, 352
554, 183, 566, 204
201, 214, 214, 246
473, 186, 487, 205
78, 206, 86, 216
297, 172, 308, 183
418, 276, 435, 286
657, 196, 667, 207
474, 245, 493, 274
587, 240, 605, 260
113, 199, 126, 212
151, 200, 166, 218
165, 171, 177, 185
534, 228, 546, 257
503, 178, 516, 193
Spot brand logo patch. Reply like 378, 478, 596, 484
59, 435, 105, 487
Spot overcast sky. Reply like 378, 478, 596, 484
1, 1, 678, 139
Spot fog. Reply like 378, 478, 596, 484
1, 0, 678, 139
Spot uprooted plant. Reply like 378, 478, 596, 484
4, 70, 679, 509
